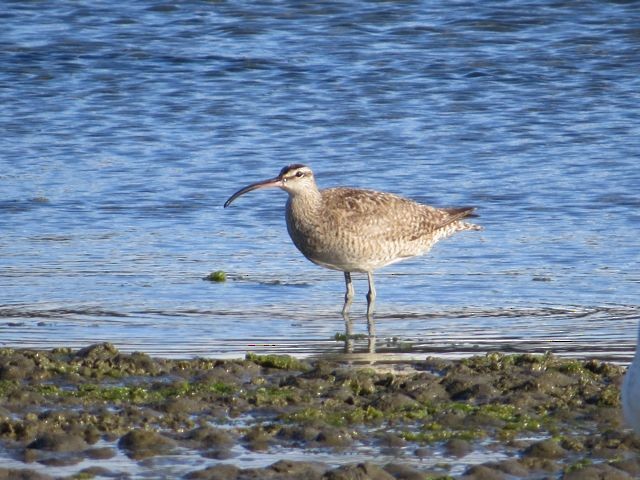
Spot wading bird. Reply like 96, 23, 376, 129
224, 164, 481, 318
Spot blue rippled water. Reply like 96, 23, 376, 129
1, 0, 639, 360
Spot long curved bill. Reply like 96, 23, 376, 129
223, 175, 283, 208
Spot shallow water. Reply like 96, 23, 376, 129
1, 0, 639, 361
0, 437, 510, 478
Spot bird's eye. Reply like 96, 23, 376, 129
295, 171, 304, 178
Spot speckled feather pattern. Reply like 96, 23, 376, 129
285, 186, 481, 273
224, 164, 482, 314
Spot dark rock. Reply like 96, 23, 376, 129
282, 375, 333, 397
403, 376, 448, 403
436, 410, 466, 430
22, 448, 40, 463
38, 454, 83, 466
185, 463, 240, 480
445, 438, 473, 457
421, 356, 450, 373
528, 370, 576, 393
187, 426, 235, 449
323, 462, 395, 480
484, 459, 530, 477
118, 429, 175, 459
563, 464, 632, 480
377, 432, 406, 448
523, 438, 566, 459
75, 342, 119, 362
162, 397, 208, 414
27, 432, 88, 452
383, 463, 426, 480
520, 457, 559, 472
315, 427, 354, 448
128, 351, 158, 373
611, 457, 640, 477
85, 447, 117, 459
466, 411, 507, 430
371, 393, 418, 411
269, 459, 325, 479
0, 468, 54, 480
83, 424, 101, 444
413, 447, 432, 458
301, 359, 336, 378
451, 379, 498, 401
443, 373, 497, 401
226, 358, 262, 376
202, 448, 235, 460
325, 385, 355, 403
334, 369, 376, 396
460, 464, 507, 480
0, 356, 36, 380
242, 426, 272, 451
277, 425, 321, 444
77, 467, 117, 478
559, 435, 587, 453
622, 432, 640, 450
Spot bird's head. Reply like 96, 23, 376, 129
224, 164, 316, 208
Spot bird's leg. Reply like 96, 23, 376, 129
342, 272, 354, 315
341, 272, 355, 353
366, 271, 376, 317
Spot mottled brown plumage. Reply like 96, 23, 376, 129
224, 164, 481, 316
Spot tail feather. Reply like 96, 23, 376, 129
440, 207, 483, 231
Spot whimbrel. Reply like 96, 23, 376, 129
622, 325, 640, 434
224, 164, 481, 317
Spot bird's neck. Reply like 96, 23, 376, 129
286, 186, 323, 223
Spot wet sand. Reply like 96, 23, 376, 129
0, 343, 638, 479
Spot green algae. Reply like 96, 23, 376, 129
564, 457, 592, 474
347, 377, 376, 396
0, 345, 634, 480
27, 377, 237, 407
78, 384, 152, 403
558, 435, 586, 452
73, 474, 96, 480
0, 380, 19, 397
245, 352, 309, 371
76, 380, 236, 403
251, 386, 293, 406
284, 404, 385, 427
35, 384, 65, 397
333, 332, 367, 341
205, 270, 227, 282
156, 379, 236, 398
400, 427, 484, 444
461, 351, 556, 372
597, 384, 620, 407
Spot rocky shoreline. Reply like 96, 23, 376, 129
0, 343, 638, 479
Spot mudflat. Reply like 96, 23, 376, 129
0, 343, 638, 479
